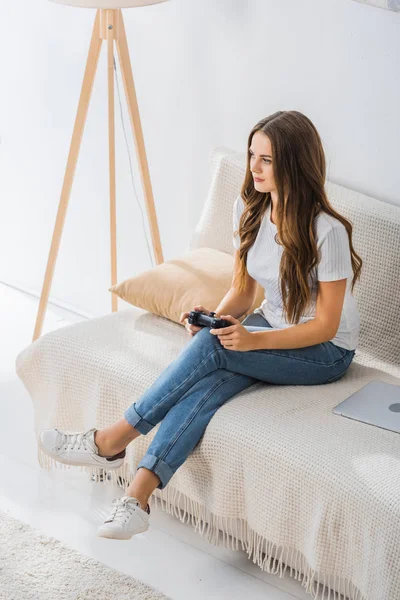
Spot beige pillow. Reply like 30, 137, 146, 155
109, 247, 265, 325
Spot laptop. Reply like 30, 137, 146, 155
332, 380, 400, 434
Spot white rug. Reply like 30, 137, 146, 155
0, 509, 172, 600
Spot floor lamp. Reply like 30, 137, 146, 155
32, 0, 168, 342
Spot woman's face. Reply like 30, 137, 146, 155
249, 131, 276, 194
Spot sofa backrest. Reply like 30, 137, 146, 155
188, 146, 400, 368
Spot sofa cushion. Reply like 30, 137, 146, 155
108, 246, 265, 325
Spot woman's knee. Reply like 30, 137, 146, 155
192, 326, 219, 345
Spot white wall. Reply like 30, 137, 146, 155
0, 0, 399, 319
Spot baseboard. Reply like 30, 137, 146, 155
0, 278, 95, 321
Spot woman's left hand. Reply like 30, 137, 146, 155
210, 315, 255, 352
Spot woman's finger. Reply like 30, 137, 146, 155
194, 305, 208, 314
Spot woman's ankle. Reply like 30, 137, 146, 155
94, 429, 125, 457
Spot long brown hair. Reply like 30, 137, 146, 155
233, 110, 363, 325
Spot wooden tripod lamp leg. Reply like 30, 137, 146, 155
32, 10, 102, 342
104, 10, 118, 313
115, 10, 164, 266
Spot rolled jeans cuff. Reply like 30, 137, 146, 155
124, 403, 154, 435
136, 453, 174, 490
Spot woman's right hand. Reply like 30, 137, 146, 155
179, 305, 219, 337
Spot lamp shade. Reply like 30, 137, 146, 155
48, 0, 168, 8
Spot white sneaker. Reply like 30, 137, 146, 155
97, 496, 151, 540
39, 427, 126, 469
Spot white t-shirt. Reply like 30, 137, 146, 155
233, 194, 360, 351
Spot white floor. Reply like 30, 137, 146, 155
1, 282, 317, 600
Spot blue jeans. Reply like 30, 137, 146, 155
124, 312, 356, 490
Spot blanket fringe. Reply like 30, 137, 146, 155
38, 446, 366, 600
152, 489, 366, 600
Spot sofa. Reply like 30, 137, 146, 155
15, 146, 400, 600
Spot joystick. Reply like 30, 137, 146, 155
187, 310, 232, 329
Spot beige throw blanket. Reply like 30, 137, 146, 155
16, 309, 400, 600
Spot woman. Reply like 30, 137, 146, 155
39, 110, 362, 540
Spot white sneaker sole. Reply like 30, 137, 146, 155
97, 522, 149, 540
38, 435, 124, 470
